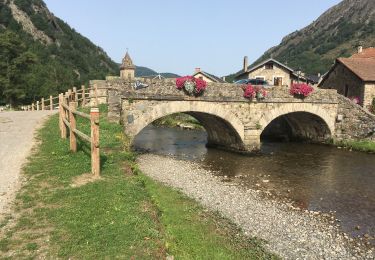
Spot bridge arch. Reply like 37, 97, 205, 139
126, 101, 247, 151
259, 103, 335, 142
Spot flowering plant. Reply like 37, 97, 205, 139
176, 76, 207, 96
349, 96, 361, 105
242, 84, 267, 100
290, 83, 313, 98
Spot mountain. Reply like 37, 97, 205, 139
250, 0, 375, 76
0, 0, 119, 105
135, 66, 180, 78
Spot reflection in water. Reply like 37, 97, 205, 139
134, 125, 375, 240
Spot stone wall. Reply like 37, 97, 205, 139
104, 78, 338, 103
319, 63, 364, 105
336, 95, 375, 141
363, 83, 375, 109
89, 80, 109, 106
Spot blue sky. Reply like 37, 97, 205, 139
44, 0, 342, 76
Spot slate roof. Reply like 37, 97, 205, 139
307, 75, 322, 84
193, 71, 226, 83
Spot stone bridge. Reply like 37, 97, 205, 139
92, 78, 375, 152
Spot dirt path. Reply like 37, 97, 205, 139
0, 111, 55, 216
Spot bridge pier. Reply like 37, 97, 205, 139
243, 129, 262, 152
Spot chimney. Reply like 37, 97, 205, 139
195, 68, 201, 73
358, 45, 363, 54
243, 56, 248, 73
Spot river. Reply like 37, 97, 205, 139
133, 125, 375, 243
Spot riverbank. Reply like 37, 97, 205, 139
0, 110, 275, 258
138, 154, 375, 259
335, 140, 375, 153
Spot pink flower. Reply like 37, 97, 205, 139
290, 83, 313, 97
243, 84, 256, 99
194, 78, 207, 94
175, 76, 207, 95
176, 76, 193, 89
350, 96, 361, 104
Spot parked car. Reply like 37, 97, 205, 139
234, 78, 272, 88
233, 79, 250, 85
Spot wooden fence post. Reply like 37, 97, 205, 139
50, 95, 53, 110
41, 98, 45, 110
68, 89, 72, 102
82, 85, 86, 107
69, 102, 77, 152
73, 87, 78, 102
59, 94, 67, 139
91, 107, 100, 177
64, 93, 69, 125
36, 101, 40, 111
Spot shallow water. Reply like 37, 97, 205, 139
134, 125, 375, 241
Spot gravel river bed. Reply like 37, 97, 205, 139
138, 154, 374, 259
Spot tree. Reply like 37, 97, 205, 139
0, 30, 36, 106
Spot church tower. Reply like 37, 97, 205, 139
120, 51, 136, 79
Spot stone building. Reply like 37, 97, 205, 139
192, 68, 225, 83
234, 57, 309, 86
120, 51, 135, 80
319, 47, 375, 109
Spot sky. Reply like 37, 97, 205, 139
43, 0, 342, 76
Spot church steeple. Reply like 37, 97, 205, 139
120, 51, 135, 79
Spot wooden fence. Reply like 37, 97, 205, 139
22, 85, 96, 111
26, 85, 102, 176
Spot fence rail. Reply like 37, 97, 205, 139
26, 85, 104, 176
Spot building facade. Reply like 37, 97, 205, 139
120, 51, 135, 80
319, 47, 375, 108
234, 57, 309, 87
192, 68, 225, 83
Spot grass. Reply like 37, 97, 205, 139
335, 140, 375, 153
0, 105, 277, 259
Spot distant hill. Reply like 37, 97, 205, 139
0, 0, 119, 105
224, 0, 375, 82
135, 66, 180, 78
254, 0, 375, 75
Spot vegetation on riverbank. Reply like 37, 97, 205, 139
335, 140, 375, 153
0, 106, 276, 259
153, 113, 204, 130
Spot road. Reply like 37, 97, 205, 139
0, 110, 55, 216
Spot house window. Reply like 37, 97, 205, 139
265, 63, 273, 70
274, 77, 283, 86
344, 84, 349, 97
199, 76, 203, 80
